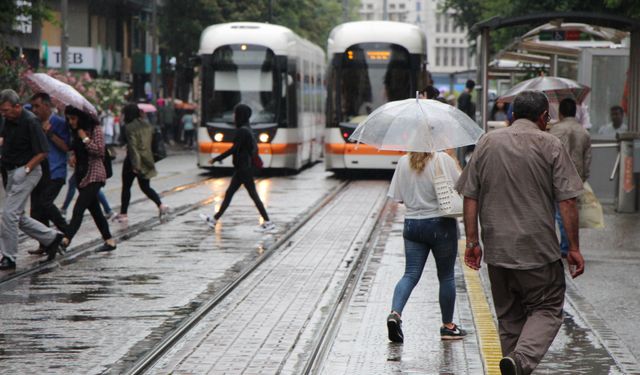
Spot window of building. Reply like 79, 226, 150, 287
436, 15, 441, 32
459, 48, 465, 66
416, 1, 421, 11
451, 48, 457, 66
444, 38, 448, 44
436, 47, 440, 66
443, 47, 448, 66
390, 3, 396, 9
444, 14, 449, 33
367, 3, 373, 9
460, 38, 464, 44
452, 38, 456, 44
399, 3, 405, 9
399, 14, 407, 21
436, 38, 440, 44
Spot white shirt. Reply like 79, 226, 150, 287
388, 152, 461, 219
598, 122, 628, 135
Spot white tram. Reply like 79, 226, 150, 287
197, 22, 326, 170
324, 21, 429, 171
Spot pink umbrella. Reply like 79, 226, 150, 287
137, 103, 157, 113
24, 73, 98, 119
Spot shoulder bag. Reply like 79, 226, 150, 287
432, 152, 463, 217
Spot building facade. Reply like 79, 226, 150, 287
358, 0, 476, 95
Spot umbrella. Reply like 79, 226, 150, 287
24, 73, 98, 119
498, 76, 590, 104
349, 98, 484, 153
137, 103, 157, 113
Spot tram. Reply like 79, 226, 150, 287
197, 22, 326, 170
324, 21, 429, 171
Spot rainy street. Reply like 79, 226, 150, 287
0, 152, 638, 374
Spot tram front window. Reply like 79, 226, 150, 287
206, 45, 278, 124
339, 44, 411, 124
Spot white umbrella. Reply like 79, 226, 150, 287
498, 76, 590, 104
349, 98, 484, 152
24, 73, 98, 119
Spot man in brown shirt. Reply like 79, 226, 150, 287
549, 98, 591, 257
456, 91, 585, 375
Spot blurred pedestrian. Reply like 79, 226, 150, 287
112, 103, 169, 223
456, 90, 585, 375
457, 79, 476, 120
102, 107, 116, 145
160, 99, 175, 144
549, 98, 591, 257
181, 110, 195, 149
200, 104, 274, 232
490, 101, 509, 122
27, 93, 70, 256
61, 106, 116, 252
598, 105, 627, 135
386, 151, 467, 343
0, 89, 64, 269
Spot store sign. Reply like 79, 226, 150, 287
47, 47, 97, 70
539, 30, 589, 42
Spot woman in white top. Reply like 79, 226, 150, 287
386, 151, 467, 342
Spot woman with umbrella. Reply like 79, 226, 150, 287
61, 106, 116, 252
348, 97, 483, 343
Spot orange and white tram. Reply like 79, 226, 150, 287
196, 22, 326, 170
324, 21, 429, 171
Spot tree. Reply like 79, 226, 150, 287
442, 0, 640, 53
0, 1, 53, 46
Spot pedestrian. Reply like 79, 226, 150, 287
112, 103, 169, 223
200, 104, 275, 232
549, 98, 591, 257
457, 79, 476, 120
161, 99, 175, 144
181, 110, 195, 149
456, 90, 585, 375
61, 173, 115, 220
385, 151, 467, 343
491, 101, 509, 122
0, 89, 64, 269
102, 107, 116, 145
598, 105, 627, 135
61, 105, 116, 252
27, 93, 71, 256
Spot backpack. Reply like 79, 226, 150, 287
151, 126, 166, 162
104, 145, 115, 179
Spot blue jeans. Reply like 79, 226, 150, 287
63, 174, 112, 214
555, 206, 569, 257
391, 217, 458, 324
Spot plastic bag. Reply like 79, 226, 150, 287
578, 182, 604, 229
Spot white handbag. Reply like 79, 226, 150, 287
432, 153, 463, 217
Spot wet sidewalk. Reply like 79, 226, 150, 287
319, 204, 636, 374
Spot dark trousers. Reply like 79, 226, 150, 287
31, 175, 67, 235
66, 182, 112, 242
215, 168, 269, 221
488, 261, 566, 375
120, 158, 162, 214
184, 129, 195, 147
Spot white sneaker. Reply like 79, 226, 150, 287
255, 221, 277, 233
159, 204, 171, 218
112, 214, 128, 223
199, 213, 217, 228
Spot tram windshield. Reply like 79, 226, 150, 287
205, 45, 278, 124
339, 43, 412, 124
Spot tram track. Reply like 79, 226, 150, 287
122, 179, 351, 375
0, 174, 253, 287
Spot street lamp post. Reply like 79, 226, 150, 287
151, 0, 158, 103
60, 0, 69, 74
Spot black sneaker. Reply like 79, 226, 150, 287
43, 233, 64, 262
440, 323, 467, 340
499, 356, 522, 375
0, 256, 16, 270
387, 313, 404, 343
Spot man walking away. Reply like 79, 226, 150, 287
28, 93, 71, 256
0, 89, 64, 269
456, 90, 585, 375
457, 79, 476, 121
549, 98, 591, 257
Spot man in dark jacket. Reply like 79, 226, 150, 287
0, 89, 64, 269
200, 104, 274, 232
457, 79, 476, 120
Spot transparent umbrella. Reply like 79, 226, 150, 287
498, 76, 590, 104
24, 73, 98, 119
349, 98, 484, 152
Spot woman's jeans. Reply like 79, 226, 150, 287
391, 217, 458, 324
63, 174, 112, 214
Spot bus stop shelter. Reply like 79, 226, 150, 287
473, 12, 640, 212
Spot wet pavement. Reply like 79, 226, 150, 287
0, 163, 341, 374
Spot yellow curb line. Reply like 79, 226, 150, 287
458, 240, 502, 375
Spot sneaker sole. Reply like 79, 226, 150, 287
499, 357, 519, 375
387, 320, 404, 343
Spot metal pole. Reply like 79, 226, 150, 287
60, 0, 69, 74
549, 54, 558, 76
342, 0, 348, 22
628, 30, 640, 134
151, 0, 158, 103
382, 0, 388, 20
480, 27, 490, 131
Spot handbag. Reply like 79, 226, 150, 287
151, 127, 167, 162
432, 153, 463, 217
578, 182, 604, 229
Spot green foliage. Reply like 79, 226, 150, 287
0, 50, 33, 96
443, 0, 640, 53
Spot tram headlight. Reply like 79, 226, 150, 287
214, 132, 224, 142
258, 133, 270, 143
